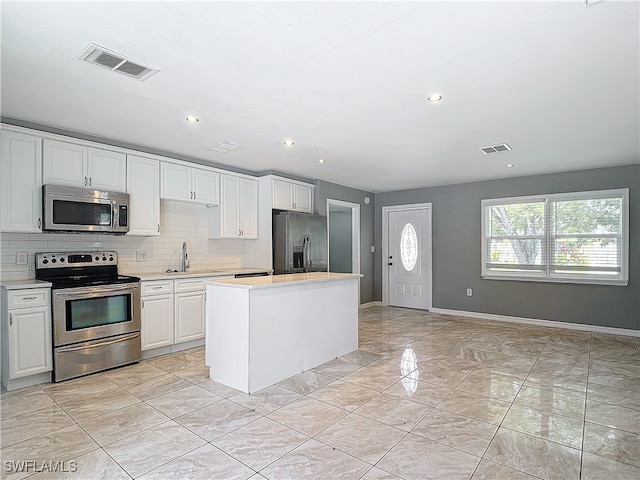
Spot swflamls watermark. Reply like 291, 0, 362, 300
3, 460, 78, 473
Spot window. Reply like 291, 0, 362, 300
400, 222, 418, 271
481, 189, 629, 286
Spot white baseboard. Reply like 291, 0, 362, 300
359, 301, 383, 309
430, 308, 640, 338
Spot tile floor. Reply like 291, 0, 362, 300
1, 306, 639, 479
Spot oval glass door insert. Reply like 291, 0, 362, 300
400, 222, 418, 271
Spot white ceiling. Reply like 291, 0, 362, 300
1, 1, 638, 193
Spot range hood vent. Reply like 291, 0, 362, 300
480, 143, 512, 154
78, 44, 159, 81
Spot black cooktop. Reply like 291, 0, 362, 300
45, 274, 140, 290
35, 251, 139, 289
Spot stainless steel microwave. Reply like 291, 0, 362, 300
43, 185, 129, 234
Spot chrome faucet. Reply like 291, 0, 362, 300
181, 242, 190, 272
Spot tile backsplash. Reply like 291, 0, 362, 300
0, 201, 269, 281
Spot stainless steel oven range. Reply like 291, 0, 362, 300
35, 251, 141, 382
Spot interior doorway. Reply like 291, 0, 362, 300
382, 203, 432, 310
326, 199, 360, 275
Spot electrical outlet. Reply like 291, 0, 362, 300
16, 252, 28, 265
370, 245, 376, 253
136, 250, 148, 262
466, 288, 473, 297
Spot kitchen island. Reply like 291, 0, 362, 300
205, 272, 361, 393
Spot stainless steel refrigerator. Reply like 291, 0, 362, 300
273, 211, 328, 274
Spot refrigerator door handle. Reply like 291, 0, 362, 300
303, 234, 311, 272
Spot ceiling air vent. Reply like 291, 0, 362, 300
206, 142, 242, 153
77, 44, 159, 81
480, 143, 512, 154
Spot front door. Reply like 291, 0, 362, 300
387, 208, 431, 309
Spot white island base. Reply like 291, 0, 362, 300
205, 272, 360, 394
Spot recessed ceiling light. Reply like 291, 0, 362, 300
505, 163, 514, 168
186, 116, 199, 123
283, 139, 295, 147
318, 159, 326, 164
426, 94, 443, 103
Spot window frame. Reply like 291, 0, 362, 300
481, 188, 629, 286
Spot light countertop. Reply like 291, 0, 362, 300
0, 279, 52, 290
206, 272, 362, 289
131, 268, 272, 281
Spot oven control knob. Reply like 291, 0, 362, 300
102, 256, 107, 261
51, 258, 57, 263
95, 256, 99, 261
42, 259, 48, 264
60, 258, 65, 262
109, 256, 114, 261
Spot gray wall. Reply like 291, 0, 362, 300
315, 180, 376, 304
375, 165, 640, 330
329, 211, 353, 273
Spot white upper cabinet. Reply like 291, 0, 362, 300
87, 148, 127, 191
240, 178, 259, 238
0, 131, 43, 233
292, 183, 313, 213
127, 155, 160, 236
160, 162, 219, 205
209, 174, 258, 239
270, 176, 314, 213
43, 139, 126, 192
193, 169, 219, 205
43, 139, 86, 187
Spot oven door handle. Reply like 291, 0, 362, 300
53, 284, 139, 297
56, 332, 140, 352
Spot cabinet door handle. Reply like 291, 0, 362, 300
21, 296, 37, 300
193, 191, 196, 200
9, 313, 12, 325
157, 224, 160, 233
141, 299, 145, 308
38, 218, 42, 228
89, 177, 92, 187
84, 176, 88, 187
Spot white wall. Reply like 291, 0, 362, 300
0, 200, 271, 281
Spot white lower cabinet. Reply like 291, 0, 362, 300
174, 278, 206, 343
175, 291, 205, 343
141, 277, 208, 351
141, 281, 174, 350
1, 287, 53, 390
